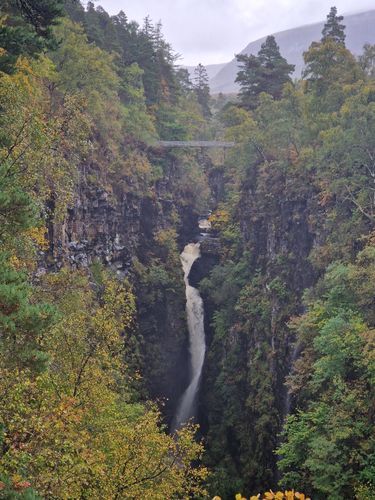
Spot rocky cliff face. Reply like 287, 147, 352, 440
47, 185, 141, 273
43, 155, 202, 424
196, 161, 320, 494
46, 178, 198, 274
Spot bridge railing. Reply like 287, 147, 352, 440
156, 140, 236, 148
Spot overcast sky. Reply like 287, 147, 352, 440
88, 0, 375, 65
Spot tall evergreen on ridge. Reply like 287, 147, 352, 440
193, 63, 211, 118
303, 7, 360, 98
321, 6, 346, 46
236, 35, 295, 109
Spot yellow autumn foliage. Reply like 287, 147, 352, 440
0, 51, 91, 224
26, 226, 49, 250
213, 491, 311, 500
0, 269, 207, 498
209, 208, 230, 231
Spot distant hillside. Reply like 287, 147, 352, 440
210, 10, 375, 94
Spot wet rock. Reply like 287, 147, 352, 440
200, 236, 221, 256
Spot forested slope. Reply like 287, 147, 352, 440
200, 9, 375, 500
0, 1, 211, 497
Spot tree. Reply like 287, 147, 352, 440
236, 36, 295, 109
278, 248, 375, 499
0, 270, 208, 498
176, 67, 193, 93
302, 8, 360, 97
0, 59, 71, 372
15, 0, 64, 37
321, 6, 346, 46
51, 19, 121, 147
193, 63, 211, 118
359, 43, 375, 79
0, 0, 64, 72
303, 39, 360, 95
201, 71, 375, 496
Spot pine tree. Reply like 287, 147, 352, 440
321, 6, 346, 46
235, 53, 261, 109
236, 35, 294, 109
303, 7, 359, 98
193, 63, 211, 118
136, 16, 161, 104
0, 255, 56, 372
176, 67, 193, 94
0, 165, 56, 372
15, 0, 64, 37
0, 0, 64, 72
63, 0, 85, 24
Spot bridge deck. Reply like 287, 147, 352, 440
157, 140, 235, 148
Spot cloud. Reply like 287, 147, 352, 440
95, 0, 375, 65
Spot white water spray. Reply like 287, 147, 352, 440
172, 242, 206, 432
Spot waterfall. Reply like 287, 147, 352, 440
284, 340, 302, 418
172, 242, 206, 432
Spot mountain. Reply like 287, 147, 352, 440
210, 9, 375, 94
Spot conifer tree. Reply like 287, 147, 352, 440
0, 153, 56, 372
0, 0, 64, 72
321, 6, 346, 46
193, 63, 211, 118
176, 67, 193, 93
236, 35, 294, 109
303, 7, 360, 97
15, 0, 64, 36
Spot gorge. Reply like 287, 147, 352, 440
0, 2, 375, 499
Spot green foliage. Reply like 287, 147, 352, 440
0, 0, 63, 72
0, 167, 36, 242
0, 255, 55, 372
202, 8, 375, 497
278, 248, 375, 499
51, 18, 121, 144
0, 270, 207, 498
0, 473, 41, 499
303, 8, 362, 98
0, 1, 212, 497
6, 1, 375, 498
193, 63, 212, 118
0, 61, 57, 372
76, 3, 180, 107
120, 62, 156, 142
359, 43, 375, 78
321, 6, 346, 45
236, 36, 295, 109
303, 38, 361, 97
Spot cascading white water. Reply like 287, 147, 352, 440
172, 242, 206, 432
